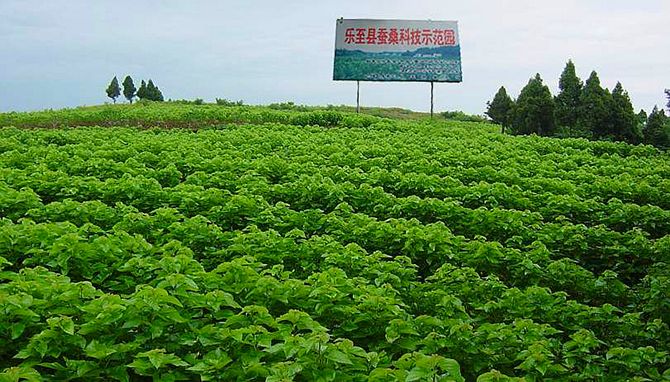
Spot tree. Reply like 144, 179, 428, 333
146, 79, 164, 101
136, 80, 148, 100
637, 109, 647, 126
610, 82, 641, 143
122, 76, 137, 104
578, 71, 613, 138
485, 86, 514, 133
555, 60, 583, 129
637, 109, 648, 141
665, 89, 670, 112
644, 106, 669, 148
509, 74, 555, 136
105, 76, 121, 104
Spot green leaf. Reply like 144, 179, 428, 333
477, 369, 523, 381
10, 322, 26, 340
325, 348, 353, 365
406, 367, 432, 381
0, 366, 42, 382
61, 317, 75, 335
85, 340, 117, 359
139, 349, 189, 369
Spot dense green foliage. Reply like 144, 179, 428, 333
491, 61, 667, 148
644, 106, 669, 148
122, 76, 137, 104
509, 74, 555, 136
113, 76, 163, 103
439, 111, 488, 124
610, 82, 642, 144
129, 79, 164, 103
578, 71, 613, 139
485, 87, 514, 132
0, 104, 381, 130
137, 81, 148, 101
554, 60, 582, 131
146, 80, 164, 102
217, 99, 246, 107
106, 77, 121, 104
1, 104, 670, 381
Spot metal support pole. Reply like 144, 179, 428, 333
356, 80, 360, 113
430, 81, 434, 118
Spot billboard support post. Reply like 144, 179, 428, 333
430, 81, 434, 118
356, 80, 360, 114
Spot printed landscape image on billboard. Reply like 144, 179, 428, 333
333, 18, 462, 83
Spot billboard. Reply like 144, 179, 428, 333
333, 19, 462, 83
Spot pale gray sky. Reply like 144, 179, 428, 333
1, 0, 668, 114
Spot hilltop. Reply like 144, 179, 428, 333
0, 101, 488, 129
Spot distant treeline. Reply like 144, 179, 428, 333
106, 76, 164, 104
486, 60, 670, 149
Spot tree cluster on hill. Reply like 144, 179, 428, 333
136, 79, 164, 102
106, 76, 164, 104
487, 61, 670, 148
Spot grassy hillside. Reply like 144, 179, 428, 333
0, 102, 489, 128
0, 103, 669, 381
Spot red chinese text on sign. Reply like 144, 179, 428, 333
343, 28, 456, 46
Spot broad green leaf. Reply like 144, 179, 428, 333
324, 349, 353, 365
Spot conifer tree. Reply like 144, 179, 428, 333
136, 80, 148, 100
578, 71, 613, 138
122, 76, 137, 104
637, 109, 648, 127
510, 74, 555, 136
146, 79, 164, 101
644, 106, 669, 148
485, 86, 514, 133
611, 82, 641, 143
665, 89, 670, 111
154, 86, 164, 101
105, 76, 121, 104
636, 109, 648, 143
555, 60, 583, 129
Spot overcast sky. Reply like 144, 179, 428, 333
1, 0, 668, 114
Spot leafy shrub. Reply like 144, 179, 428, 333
216, 98, 245, 106
441, 110, 490, 123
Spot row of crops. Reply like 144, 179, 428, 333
1, 105, 669, 381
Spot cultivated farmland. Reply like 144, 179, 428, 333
1, 104, 669, 381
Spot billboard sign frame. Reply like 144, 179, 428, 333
333, 18, 462, 83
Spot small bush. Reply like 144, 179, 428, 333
268, 102, 310, 112
441, 110, 489, 123
216, 98, 244, 106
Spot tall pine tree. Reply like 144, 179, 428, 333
136, 80, 148, 100
146, 80, 164, 101
610, 82, 641, 143
122, 76, 137, 104
554, 60, 583, 129
644, 106, 669, 148
637, 109, 648, 139
105, 76, 121, 104
510, 74, 555, 136
485, 86, 514, 133
578, 71, 613, 138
